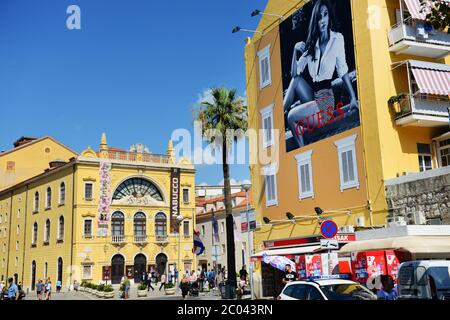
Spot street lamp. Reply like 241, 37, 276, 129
241, 182, 254, 299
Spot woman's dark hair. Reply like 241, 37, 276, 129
305, 0, 337, 59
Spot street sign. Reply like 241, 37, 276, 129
320, 219, 338, 239
320, 239, 339, 250
241, 209, 256, 232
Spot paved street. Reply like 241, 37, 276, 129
24, 285, 223, 301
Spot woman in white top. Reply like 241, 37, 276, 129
284, 0, 358, 148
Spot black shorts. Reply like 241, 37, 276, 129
36, 290, 41, 294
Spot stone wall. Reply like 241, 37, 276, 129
385, 167, 450, 225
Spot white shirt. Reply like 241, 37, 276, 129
297, 31, 349, 83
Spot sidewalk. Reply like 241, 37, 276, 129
24, 284, 223, 300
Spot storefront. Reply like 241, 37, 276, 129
339, 225, 450, 285
251, 233, 355, 298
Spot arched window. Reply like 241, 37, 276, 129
45, 219, 50, 243
134, 212, 146, 240
46, 187, 52, 209
33, 222, 38, 245
58, 216, 64, 241
34, 192, 39, 212
59, 182, 66, 205
155, 213, 167, 238
111, 212, 125, 237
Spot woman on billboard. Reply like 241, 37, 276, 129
283, 0, 358, 148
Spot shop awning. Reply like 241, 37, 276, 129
339, 236, 450, 254
252, 245, 322, 258
410, 60, 450, 96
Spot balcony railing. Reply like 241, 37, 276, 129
134, 235, 147, 243
393, 93, 450, 127
106, 150, 169, 164
155, 234, 168, 243
111, 235, 125, 244
388, 20, 450, 58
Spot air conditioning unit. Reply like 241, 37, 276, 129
387, 216, 407, 227
356, 216, 365, 228
339, 225, 355, 233
413, 212, 427, 225
427, 218, 442, 225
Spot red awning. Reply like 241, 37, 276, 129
410, 60, 450, 96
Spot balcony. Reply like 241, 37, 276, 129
393, 93, 450, 127
388, 20, 450, 58
106, 150, 169, 165
155, 234, 168, 243
133, 235, 147, 244
111, 235, 125, 244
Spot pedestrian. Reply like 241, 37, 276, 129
45, 279, 52, 300
147, 271, 155, 291
377, 275, 398, 300
239, 265, 248, 282
36, 280, 43, 300
56, 279, 62, 293
73, 280, 79, 292
159, 273, 166, 291
0, 280, 5, 299
6, 278, 19, 300
123, 278, 130, 299
189, 270, 197, 285
282, 264, 297, 285
179, 276, 191, 300
175, 269, 179, 283
168, 271, 173, 285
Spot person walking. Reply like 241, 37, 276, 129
123, 278, 130, 299
239, 265, 248, 282
377, 275, 398, 300
45, 279, 52, 300
168, 271, 173, 285
56, 279, 62, 293
6, 278, 19, 300
146, 271, 154, 291
159, 273, 166, 291
179, 276, 191, 300
36, 280, 43, 300
0, 280, 5, 299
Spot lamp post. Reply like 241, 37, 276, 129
241, 182, 253, 300
176, 215, 185, 292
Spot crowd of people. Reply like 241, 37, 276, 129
0, 278, 26, 300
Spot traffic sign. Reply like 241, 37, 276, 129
320, 239, 339, 250
320, 219, 338, 239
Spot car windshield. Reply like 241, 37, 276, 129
320, 283, 375, 300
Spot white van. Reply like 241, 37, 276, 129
398, 260, 450, 300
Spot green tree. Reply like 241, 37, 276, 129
421, 0, 450, 32
196, 87, 247, 291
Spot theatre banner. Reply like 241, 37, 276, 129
170, 167, 180, 233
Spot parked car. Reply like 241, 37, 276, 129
277, 279, 377, 300
398, 260, 450, 300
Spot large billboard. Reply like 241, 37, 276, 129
280, 0, 360, 152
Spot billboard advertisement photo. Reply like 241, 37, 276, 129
280, 0, 360, 152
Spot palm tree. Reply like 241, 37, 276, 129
196, 87, 247, 292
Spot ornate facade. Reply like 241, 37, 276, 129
0, 134, 196, 290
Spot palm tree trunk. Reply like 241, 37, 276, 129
223, 138, 237, 290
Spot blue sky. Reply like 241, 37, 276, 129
0, 0, 266, 185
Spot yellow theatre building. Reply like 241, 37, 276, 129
245, 0, 450, 297
0, 134, 196, 290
